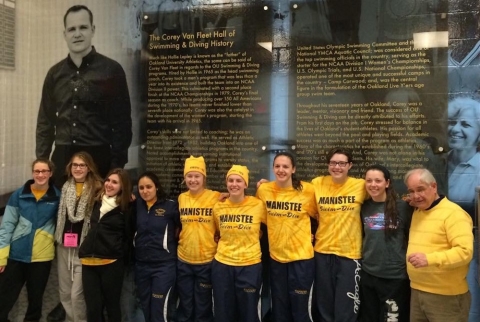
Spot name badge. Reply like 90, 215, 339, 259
64, 233, 78, 247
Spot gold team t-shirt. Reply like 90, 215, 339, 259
256, 181, 317, 263
312, 176, 366, 259
178, 189, 220, 264
213, 196, 267, 266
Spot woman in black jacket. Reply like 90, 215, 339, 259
79, 168, 133, 322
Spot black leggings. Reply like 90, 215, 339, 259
0, 259, 52, 322
82, 259, 124, 322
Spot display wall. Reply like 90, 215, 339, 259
140, 0, 473, 216
1, 0, 480, 320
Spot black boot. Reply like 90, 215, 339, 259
47, 303, 66, 322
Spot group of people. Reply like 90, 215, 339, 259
0, 1, 477, 321
179, 148, 472, 322
0, 146, 473, 322
0, 152, 176, 322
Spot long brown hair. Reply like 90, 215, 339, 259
65, 151, 103, 203
273, 152, 303, 191
365, 164, 399, 237
98, 168, 132, 212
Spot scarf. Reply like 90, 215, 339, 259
100, 194, 119, 219
55, 178, 95, 245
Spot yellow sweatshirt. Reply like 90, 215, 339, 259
407, 197, 473, 295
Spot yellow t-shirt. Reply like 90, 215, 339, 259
76, 182, 83, 197
312, 176, 366, 259
31, 186, 47, 201
177, 189, 220, 264
80, 258, 116, 266
213, 196, 267, 266
256, 181, 317, 263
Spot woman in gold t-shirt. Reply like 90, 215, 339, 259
256, 152, 317, 322
212, 165, 266, 322
176, 156, 220, 322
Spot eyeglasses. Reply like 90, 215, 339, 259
72, 163, 87, 169
33, 170, 51, 175
407, 188, 429, 198
328, 161, 350, 167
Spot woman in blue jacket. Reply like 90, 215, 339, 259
134, 172, 180, 322
0, 158, 60, 322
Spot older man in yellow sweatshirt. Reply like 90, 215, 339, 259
405, 168, 473, 322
